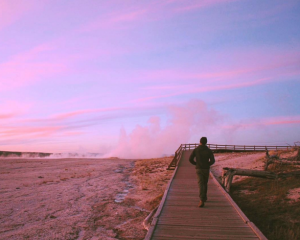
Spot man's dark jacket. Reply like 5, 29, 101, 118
189, 145, 215, 169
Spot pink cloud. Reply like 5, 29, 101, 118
0, 44, 67, 91
8, 104, 157, 128
132, 77, 272, 103
81, 0, 237, 32
219, 115, 300, 145
0, 104, 163, 147
138, 69, 248, 82
0, 1, 44, 31
138, 48, 300, 83
61, 131, 84, 137
110, 9, 147, 23
0, 113, 16, 119
244, 1, 298, 22
264, 116, 300, 126
80, 7, 147, 32
223, 116, 300, 130
0, 101, 32, 120
106, 99, 221, 158
127, 47, 300, 103
50, 107, 122, 121
0, 103, 169, 152
172, 0, 236, 13
0, 126, 62, 138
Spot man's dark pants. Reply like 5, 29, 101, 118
196, 168, 210, 201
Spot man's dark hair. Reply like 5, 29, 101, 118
200, 137, 207, 145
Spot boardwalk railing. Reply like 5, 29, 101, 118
167, 143, 292, 170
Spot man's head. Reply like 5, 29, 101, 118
200, 137, 207, 145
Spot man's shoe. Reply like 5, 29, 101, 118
198, 201, 204, 207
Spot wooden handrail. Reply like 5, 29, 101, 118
167, 143, 293, 169
167, 144, 184, 170
180, 143, 291, 151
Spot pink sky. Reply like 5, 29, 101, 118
0, 0, 300, 157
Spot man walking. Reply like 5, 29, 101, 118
189, 137, 215, 207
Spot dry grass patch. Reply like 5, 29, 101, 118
230, 163, 300, 240
91, 157, 174, 240
130, 157, 173, 210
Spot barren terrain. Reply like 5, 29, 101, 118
1, 150, 299, 240
0, 157, 172, 240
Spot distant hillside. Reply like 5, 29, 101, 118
0, 151, 104, 158
0, 151, 52, 158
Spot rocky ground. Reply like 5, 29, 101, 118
0, 157, 172, 240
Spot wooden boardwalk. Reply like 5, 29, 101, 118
145, 150, 267, 240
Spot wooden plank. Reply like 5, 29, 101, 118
157, 220, 250, 228
159, 216, 244, 221
153, 225, 258, 238
154, 225, 256, 234
152, 236, 259, 240
163, 201, 237, 207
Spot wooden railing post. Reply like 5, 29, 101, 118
169, 143, 291, 169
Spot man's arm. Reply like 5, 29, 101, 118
209, 151, 215, 166
189, 149, 196, 165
